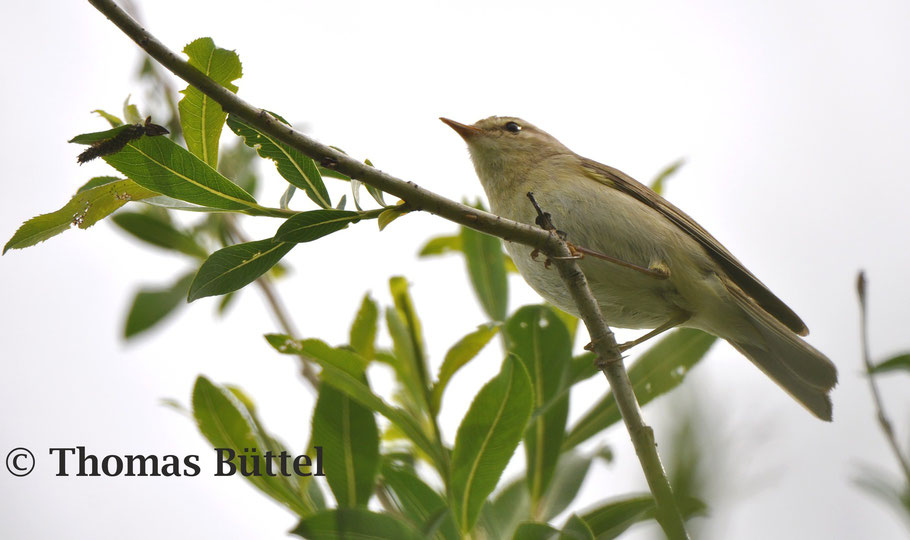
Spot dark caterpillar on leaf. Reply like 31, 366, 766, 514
77, 117, 169, 164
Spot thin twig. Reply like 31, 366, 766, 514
223, 216, 320, 389
86, 2, 688, 536
528, 193, 689, 539
857, 271, 910, 483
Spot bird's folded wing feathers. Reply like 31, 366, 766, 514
579, 157, 809, 336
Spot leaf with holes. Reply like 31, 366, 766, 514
179, 37, 242, 168
3, 179, 158, 254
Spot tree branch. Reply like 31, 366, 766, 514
86, 1, 688, 536
857, 271, 910, 484
528, 193, 688, 538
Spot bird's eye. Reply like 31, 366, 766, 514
504, 121, 522, 133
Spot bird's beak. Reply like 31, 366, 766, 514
440, 117, 482, 139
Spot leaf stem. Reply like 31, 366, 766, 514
222, 215, 320, 389
856, 271, 910, 484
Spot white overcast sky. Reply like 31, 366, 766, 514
2, 1, 910, 539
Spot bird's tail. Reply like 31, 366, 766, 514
722, 283, 838, 421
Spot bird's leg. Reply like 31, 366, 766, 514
616, 312, 691, 352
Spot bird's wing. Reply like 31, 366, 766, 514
579, 157, 809, 336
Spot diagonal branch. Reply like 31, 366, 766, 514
527, 192, 688, 538
86, 1, 688, 537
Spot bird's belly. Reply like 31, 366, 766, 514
505, 240, 683, 329
493, 178, 710, 330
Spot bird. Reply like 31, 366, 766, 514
441, 115, 837, 420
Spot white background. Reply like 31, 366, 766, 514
2, 1, 910, 538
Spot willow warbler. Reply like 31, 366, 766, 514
442, 116, 837, 420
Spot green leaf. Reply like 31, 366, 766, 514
418, 234, 462, 257
461, 224, 508, 321
274, 337, 370, 377
869, 353, 910, 374
217, 291, 238, 315
479, 478, 529, 539
76, 176, 121, 193
279, 185, 296, 209
292, 508, 425, 540
504, 306, 571, 509
580, 495, 654, 539
124, 272, 195, 339
111, 211, 208, 258
3, 179, 158, 254
122, 95, 142, 125
564, 329, 716, 450
649, 158, 685, 196
227, 114, 331, 208
513, 522, 559, 540
306, 479, 328, 512
430, 323, 501, 415
387, 277, 431, 413
349, 179, 364, 211
69, 124, 134, 145
530, 352, 601, 424
102, 135, 261, 212
187, 238, 294, 301
350, 294, 379, 360
853, 466, 910, 520
312, 383, 379, 507
92, 109, 123, 127
178, 37, 242, 169
538, 450, 595, 522
560, 515, 595, 540
191, 376, 309, 515
224, 384, 313, 508
274, 209, 362, 243
381, 461, 459, 539
362, 158, 389, 207
378, 206, 407, 230
451, 356, 533, 533
551, 307, 579, 343
579, 494, 705, 539
265, 335, 442, 469
218, 138, 260, 196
